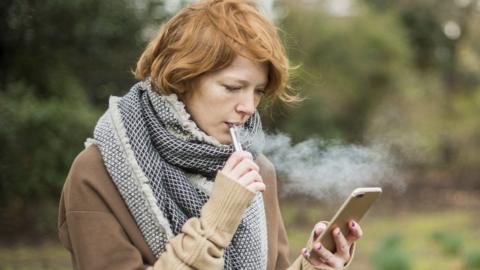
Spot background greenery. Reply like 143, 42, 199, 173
1, 0, 479, 269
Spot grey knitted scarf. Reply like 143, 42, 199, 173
90, 80, 268, 269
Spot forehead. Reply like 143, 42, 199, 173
213, 55, 268, 85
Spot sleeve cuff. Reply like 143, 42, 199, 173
200, 171, 256, 235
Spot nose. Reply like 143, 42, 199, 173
235, 91, 256, 116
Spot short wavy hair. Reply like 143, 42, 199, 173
135, 0, 299, 104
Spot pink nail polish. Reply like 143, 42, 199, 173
314, 243, 322, 250
302, 248, 311, 258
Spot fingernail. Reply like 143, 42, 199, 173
334, 228, 341, 235
314, 243, 322, 250
315, 223, 326, 233
351, 221, 356, 227
302, 248, 310, 258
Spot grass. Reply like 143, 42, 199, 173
0, 243, 70, 270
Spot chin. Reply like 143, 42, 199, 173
218, 138, 232, 145
215, 134, 232, 145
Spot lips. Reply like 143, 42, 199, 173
225, 121, 244, 127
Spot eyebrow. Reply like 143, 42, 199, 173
223, 76, 267, 88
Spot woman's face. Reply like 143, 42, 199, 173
183, 55, 268, 145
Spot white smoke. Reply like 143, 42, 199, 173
240, 130, 405, 200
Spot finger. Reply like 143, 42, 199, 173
238, 170, 262, 186
332, 227, 350, 262
240, 158, 259, 172
223, 151, 252, 172
246, 181, 265, 193
345, 220, 363, 245
301, 248, 311, 259
301, 248, 334, 270
230, 159, 259, 178
311, 243, 344, 268
313, 222, 327, 239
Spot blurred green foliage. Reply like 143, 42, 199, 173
261, 0, 480, 174
431, 229, 464, 256
0, 0, 165, 101
372, 234, 412, 270
465, 249, 480, 269
0, 79, 98, 202
0, 0, 165, 228
275, 4, 412, 141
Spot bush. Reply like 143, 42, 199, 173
431, 229, 464, 256
0, 79, 100, 204
372, 234, 412, 270
275, 5, 412, 142
464, 249, 480, 270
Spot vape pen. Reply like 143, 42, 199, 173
229, 125, 243, 152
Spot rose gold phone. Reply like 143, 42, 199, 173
313, 187, 382, 254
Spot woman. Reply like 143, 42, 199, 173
58, 0, 362, 269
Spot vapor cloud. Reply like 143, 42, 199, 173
242, 130, 405, 200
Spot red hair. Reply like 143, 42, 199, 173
135, 0, 299, 103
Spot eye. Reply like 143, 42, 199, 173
255, 88, 266, 95
223, 84, 242, 91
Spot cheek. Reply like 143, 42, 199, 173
202, 90, 232, 112
191, 91, 228, 124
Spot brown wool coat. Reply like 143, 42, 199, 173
58, 145, 338, 269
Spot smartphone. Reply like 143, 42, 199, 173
312, 187, 382, 254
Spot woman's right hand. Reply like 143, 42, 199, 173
221, 151, 266, 193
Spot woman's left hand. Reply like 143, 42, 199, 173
300, 220, 363, 270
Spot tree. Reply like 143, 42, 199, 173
0, 0, 165, 204
269, 2, 412, 143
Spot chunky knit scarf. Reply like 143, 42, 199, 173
89, 80, 268, 269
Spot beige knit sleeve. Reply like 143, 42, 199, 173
152, 171, 255, 270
